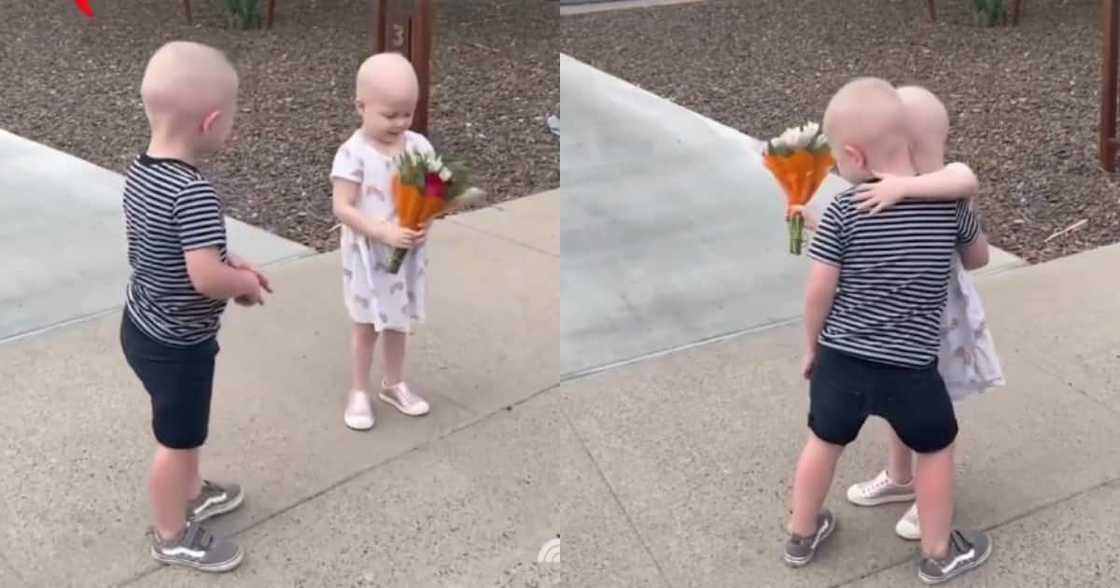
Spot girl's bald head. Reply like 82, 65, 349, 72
356, 52, 419, 105
896, 85, 949, 173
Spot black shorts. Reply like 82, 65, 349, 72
808, 346, 957, 454
120, 311, 219, 450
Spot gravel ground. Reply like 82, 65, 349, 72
561, 0, 1118, 263
0, 0, 558, 251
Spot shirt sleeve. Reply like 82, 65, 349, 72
330, 139, 364, 184
807, 199, 848, 267
174, 181, 227, 252
955, 200, 981, 245
409, 132, 436, 156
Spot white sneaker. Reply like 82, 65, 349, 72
379, 381, 430, 416
343, 390, 375, 430
846, 470, 915, 506
895, 502, 921, 541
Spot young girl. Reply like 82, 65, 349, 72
805, 85, 1005, 540
329, 52, 436, 430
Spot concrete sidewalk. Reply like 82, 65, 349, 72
561, 243, 1120, 587
0, 130, 312, 344
0, 177, 565, 586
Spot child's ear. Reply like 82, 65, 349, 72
354, 99, 365, 117
201, 110, 222, 134
842, 145, 865, 170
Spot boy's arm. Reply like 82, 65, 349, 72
804, 261, 840, 352
854, 162, 979, 213
176, 182, 261, 302
185, 249, 261, 300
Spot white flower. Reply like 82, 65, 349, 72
798, 123, 819, 148
811, 132, 829, 152
779, 127, 802, 149
438, 167, 452, 182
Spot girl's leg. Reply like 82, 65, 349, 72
379, 329, 430, 416
381, 328, 407, 387
886, 426, 915, 484
351, 323, 379, 391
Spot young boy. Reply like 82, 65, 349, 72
842, 85, 1004, 543
121, 41, 270, 573
783, 78, 992, 585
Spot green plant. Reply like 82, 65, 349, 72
974, 0, 1008, 27
225, 0, 262, 29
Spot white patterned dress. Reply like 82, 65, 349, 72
938, 254, 1006, 401
330, 130, 434, 332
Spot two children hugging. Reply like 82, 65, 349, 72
120, 42, 452, 572
787, 77, 1004, 585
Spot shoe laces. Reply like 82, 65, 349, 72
389, 382, 420, 406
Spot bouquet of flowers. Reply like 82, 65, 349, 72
388, 149, 480, 274
761, 122, 834, 255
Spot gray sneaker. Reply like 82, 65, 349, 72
187, 480, 244, 523
783, 510, 836, 567
150, 522, 244, 573
918, 529, 992, 585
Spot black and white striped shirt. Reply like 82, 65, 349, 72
808, 183, 981, 367
123, 155, 228, 347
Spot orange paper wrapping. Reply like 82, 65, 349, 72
762, 150, 834, 254
389, 173, 450, 273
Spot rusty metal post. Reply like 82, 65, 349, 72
371, 0, 434, 134
1102, 0, 1118, 171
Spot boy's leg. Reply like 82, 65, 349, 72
150, 445, 197, 540
379, 329, 430, 416
914, 443, 954, 558
789, 433, 844, 536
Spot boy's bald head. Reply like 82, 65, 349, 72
140, 41, 238, 131
823, 78, 910, 177
896, 85, 949, 173
356, 52, 418, 105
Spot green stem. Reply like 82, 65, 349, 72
789, 215, 804, 255
388, 247, 409, 274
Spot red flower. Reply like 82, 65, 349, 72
75, 0, 94, 17
424, 172, 447, 200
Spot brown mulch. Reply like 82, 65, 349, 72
0, 0, 558, 252
560, 0, 1120, 263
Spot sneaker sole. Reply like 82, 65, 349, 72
783, 517, 836, 568
190, 490, 246, 524
847, 491, 916, 507
344, 415, 375, 431
378, 392, 429, 416
151, 545, 245, 573
917, 542, 993, 585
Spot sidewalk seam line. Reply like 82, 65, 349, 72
558, 405, 674, 588
445, 217, 558, 258
831, 473, 1120, 587
116, 381, 560, 587
0, 252, 314, 348
562, 315, 803, 381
